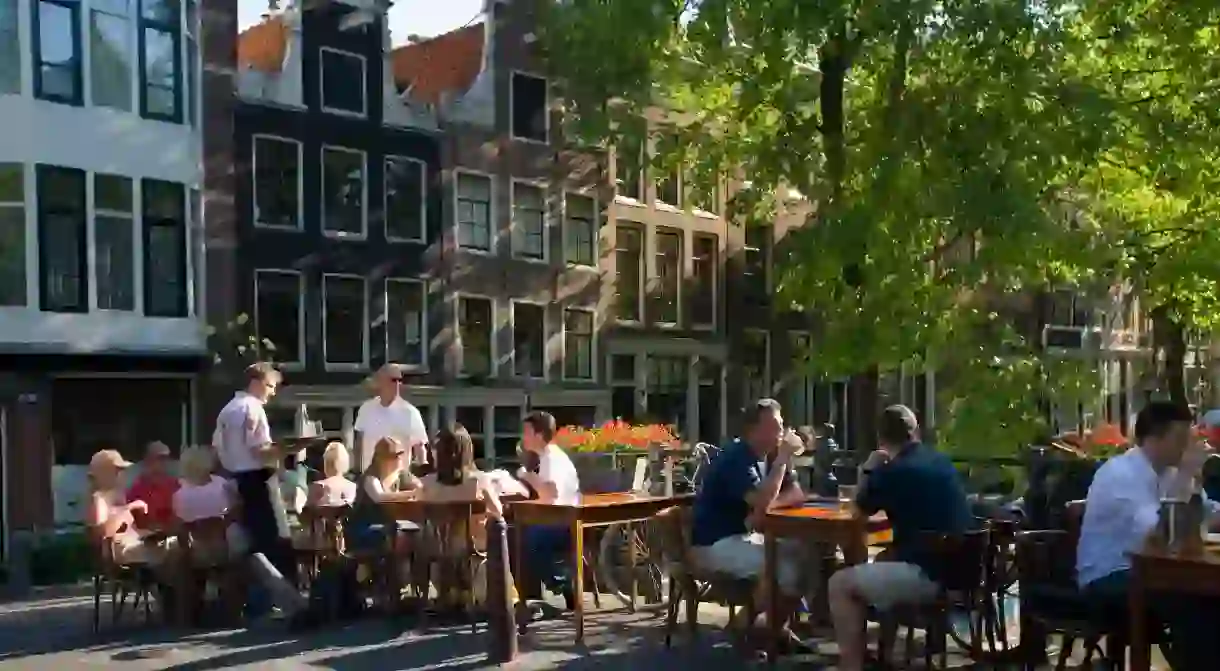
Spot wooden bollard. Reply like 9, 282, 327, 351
484, 517, 518, 663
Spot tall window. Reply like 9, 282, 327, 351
512, 182, 545, 260
615, 225, 643, 321
323, 274, 367, 367
647, 355, 689, 435
0, 164, 25, 306
34, 0, 82, 104
456, 173, 491, 252
319, 47, 366, 116
653, 229, 681, 324
510, 73, 547, 142
691, 234, 717, 327
786, 332, 815, 428
459, 296, 493, 377
385, 278, 426, 368
321, 146, 365, 237
89, 0, 132, 110
513, 302, 546, 378
139, 0, 181, 121
742, 330, 770, 403
655, 168, 681, 207
93, 174, 134, 310
563, 308, 594, 380
564, 193, 596, 266
252, 136, 302, 229
254, 269, 302, 366
141, 178, 186, 317
37, 165, 87, 312
0, 0, 19, 94
743, 225, 771, 303
184, 0, 197, 125
615, 135, 644, 201
384, 156, 425, 242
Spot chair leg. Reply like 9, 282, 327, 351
92, 575, 103, 634
996, 588, 1011, 650
1055, 637, 1075, 671
112, 581, 127, 624
664, 579, 679, 648
685, 580, 699, 638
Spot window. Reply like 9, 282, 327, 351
787, 332, 814, 428
93, 174, 134, 310
564, 193, 596, 266
653, 229, 681, 324
615, 225, 643, 321
563, 308, 594, 380
691, 175, 720, 215
0, 0, 19, 94
254, 269, 303, 366
320, 47, 366, 116
1049, 289, 1091, 327
323, 274, 367, 367
656, 168, 681, 207
321, 146, 366, 237
384, 156, 425, 242
385, 278, 426, 368
697, 358, 722, 445
184, 0, 197, 126
141, 179, 186, 317
513, 302, 546, 378
139, 0, 182, 121
37, 165, 87, 312
512, 182, 546, 260
647, 355, 689, 435
456, 172, 491, 252
615, 136, 644, 202
90, 0, 132, 110
610, 354, 638, 423
34, 0, 82, 104
457, 406, 487, 461
510, 72, 547, 142
743, 225, 771, 303
458, 296, 493, 377
492, 406, 522, 462
0, 164, 25, 306
742, 330, 770, 403
691, 235, 717, 327
252, 136, 302, 229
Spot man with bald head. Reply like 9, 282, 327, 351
354, 363, 429, 473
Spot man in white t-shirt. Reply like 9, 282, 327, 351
515, 411, 581, 609
354, 363, 430, 473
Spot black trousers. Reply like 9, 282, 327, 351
233, 468, 298, 585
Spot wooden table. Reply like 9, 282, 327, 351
761, 502, 892, 666
509, 492, 694, 644
1129, 543, 1220, 671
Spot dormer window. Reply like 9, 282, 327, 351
511, 72, 547, 143
319, 47, 366, 117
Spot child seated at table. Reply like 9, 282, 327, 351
307, 442, 358, 507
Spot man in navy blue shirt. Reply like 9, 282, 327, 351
828, 405, 973, 671
691, 399, 808, 634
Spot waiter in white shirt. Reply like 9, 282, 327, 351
213, 362, 297, 584
354, 363, 430, 474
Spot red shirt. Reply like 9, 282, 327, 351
126, 474, 180, 529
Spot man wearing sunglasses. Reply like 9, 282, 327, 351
354, 363, 430, 474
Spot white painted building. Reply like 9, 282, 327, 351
0, 0, 204, 544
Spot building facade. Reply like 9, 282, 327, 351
0, 0, 206, 540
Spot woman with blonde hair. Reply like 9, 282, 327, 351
307, 442, 357, 507
345, 437, 420, 552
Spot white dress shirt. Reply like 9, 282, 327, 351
1077, 446, 1216, 586
538, 444, 581, 506
214, 392, 272, 474
354, 396, 429, 472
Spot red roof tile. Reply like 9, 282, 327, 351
238, 17, 289, 73
391, 23, 485, 105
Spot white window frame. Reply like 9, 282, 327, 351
690, 233, 718, 330
384, 277, 428, 372
90, 173, 135, 312
510, 178, 548, 262
653, 227, 682, 328
455, 292, 498, 379
318, 46, 368, 118
253, 269, 305, 369
561, 306, 597, 382
321, 272, 369, 370
383, 155, 427, 243
320, 145, 368, 240
509, 70, 550, 144
562, 190, 597, 268
87, 0, 133, 112
511, 299, 549, 381
453, 169, 494, 255
252, 134, 304, 231
653, 166, 683, 211
614, 222, 645, 325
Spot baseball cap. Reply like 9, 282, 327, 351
145, 441, 171, 458
89, 449, 133, 473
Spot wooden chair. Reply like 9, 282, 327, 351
176, 516, 243, 625
296, 504, 350, 587
410, 501, 488, 633
653, 506, 756, 648
980, 517, 1020, 653
87, 527, 156, 633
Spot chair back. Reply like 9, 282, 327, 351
1014, 529, 1076, 586
653, 506, 693, 570
300, 504, 350, 556
180, 516, 232, 567
922, 529, 990, 592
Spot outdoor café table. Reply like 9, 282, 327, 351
509, 492, 694, 644
1128, 540, 1220, 671
762, 501, 893, 666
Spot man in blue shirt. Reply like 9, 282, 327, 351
827, 405, 973, 671
691, 399, 807, 634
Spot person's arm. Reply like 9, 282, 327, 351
243, 405, 279, 463
363, 475, 416, 503
88, 493, 137, 538
855, 450, 893, 515
743, 454, 790, 530
306, 481, 324, 507
479, 478, 505, 520
774, 467, 805, 508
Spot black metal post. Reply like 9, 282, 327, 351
484, 517, 518, 663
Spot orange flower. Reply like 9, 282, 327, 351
552, 421, 678, 452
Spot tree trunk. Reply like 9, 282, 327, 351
1151, 303, 1189, 409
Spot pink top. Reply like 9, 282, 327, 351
173, 475, 232, 523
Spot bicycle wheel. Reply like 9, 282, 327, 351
596, 520, 671, 611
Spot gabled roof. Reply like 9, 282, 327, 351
390, 23, 484, 105
238, 16, 290, 73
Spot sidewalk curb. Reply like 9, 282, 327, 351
0, 581, 92, 605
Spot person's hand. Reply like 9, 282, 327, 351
1177, 442, 1214, 484
515, 467, 528, 481
127, 500, 148, 515
861, 450, 892, 472
774, 431, 803, 463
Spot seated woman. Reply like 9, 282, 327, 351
307, 442, 357, 507
346, 437, 420, 553
173, 445, 248, 560
86, 449, 171, 568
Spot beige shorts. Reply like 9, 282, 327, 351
839, 560, 938, 611
691, 533, 804, 596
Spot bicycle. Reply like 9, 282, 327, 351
595, 443, 716, 610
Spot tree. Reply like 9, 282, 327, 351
540, 0, 1154, 453
205, 313, 278, 369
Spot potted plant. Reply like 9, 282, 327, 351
553, 421, 679, 492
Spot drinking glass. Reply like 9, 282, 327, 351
838, 484, 858, 504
